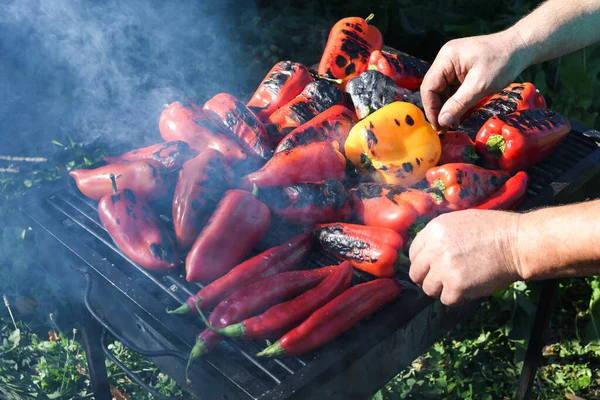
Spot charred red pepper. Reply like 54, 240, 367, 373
458, 83, 547, 139
257, 278, 402, 357
240, 141, 346, 188
460, 94, 493, 123
259, 180, 352, 225
247, 61, 314, 121
168, 233, 313, 314
438, 131, 479, 165
69, 159, 170, 202
275, 105, 357, 154
185, 188, 271, 282
98, 175, 179, 271
205, 262, 353, 340
425, 163, 512, 211
475, 108, 571, 171
158, 101, 248, 163
350, 183, 438, 242
367, 49, 430, 91
102, 141, 196, 172
172, 149, 234, 250
204, 93, 273, 161
318, 14, 383, 90
265, 80, 344, 142
474, 171, 529, 211
313, 223, 407, 278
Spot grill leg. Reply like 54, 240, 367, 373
515, 279, 559, 400
79, 309, 112, 400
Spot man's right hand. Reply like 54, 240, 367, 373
420, 29, 529, 130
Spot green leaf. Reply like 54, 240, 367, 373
23, 180, 32, 188
51, 140, 64, 147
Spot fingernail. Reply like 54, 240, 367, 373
439, 113, 454, 128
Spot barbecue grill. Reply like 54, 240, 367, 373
13, 47, 600, 400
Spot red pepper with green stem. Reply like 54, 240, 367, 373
98, 174, 179, 271
438, 131, 479, 165
185, 188, 271, 282
475, 108, 571, 171
167, 233, 313, 314
367, 49, 430, 91
102, 141, 196, 172
473, 171, 529, 211
257, 278, 402, 357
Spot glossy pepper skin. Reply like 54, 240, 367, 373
207, 262, 353, 340
345, 70, 423, 119
172, 149, 234, 250
367, 49, 430, 91
350, 183, 438, 242
247, 61, 314, 121
460, 94, 493, 123
475, 108, 571, 171
257, 278, 402, 357
259, 180, 352, 225
344, 101, 441, 186
204, 93, 273, 161
426, 163, 512, 211
438, 131, 479, 165
70, 159, 170, 202
313, 223, 406, 278
474, 171, 529, 211
102, 141, 196, 172
168, 233, 313, 314
159, 101, 248, 163
185, 189, 271, 282
458, 83, 547, 139
317, 14, 383, 90
266, 80, 344, 142
275, 105, 357, 154
240, 140, 346, 188
98, 177, 179, 271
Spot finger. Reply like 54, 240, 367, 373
437, 70, 484, 128
421, 57, 457, 130
421, 273, 443, 298
440, 288, 465, 307
408, 223, 429, 263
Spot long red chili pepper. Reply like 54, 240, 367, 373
473, 171, 529, 211
437, 131, 479, 165
204, 93, 273, 161
167, 233, 313, 314
247, 61, 314, 122
172, 149, 234, 249
102, 141, 196, 172
69, 159, 170, 202
98, 175, 179, 271
275, 105, 357, 154
367, 49, 430, 91
204, 262, 353, 340
239, 140, 346, 189
185, 188, 271, 282
256, 278, 402, 357
475, 108, 571, 171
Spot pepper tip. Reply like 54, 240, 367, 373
256, 341, 284, 358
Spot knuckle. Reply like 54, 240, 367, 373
441, 290, 462, 306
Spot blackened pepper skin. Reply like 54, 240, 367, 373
102, 141, 196, 172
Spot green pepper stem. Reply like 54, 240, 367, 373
431, 178, 446, 193
485, 135, 506, 156
166, 302, 191, 314
309, 71, 344, 85
256, 341, 285, 358
109, 174, 118, 194
368, 65, 378, 71
194, 298, 223, 335
463, 147, 480, 163
365, 13, 375, 24
185, 339, 207, 385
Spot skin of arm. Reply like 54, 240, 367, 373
421, 0, 600, 130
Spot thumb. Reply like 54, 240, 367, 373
438, 72, 483, 128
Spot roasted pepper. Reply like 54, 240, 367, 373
204, 93, 273, 161
275, 105, 357, 154
475, 108, 571, 171
265, 80, 344, 142
350, 183, 438, 242
438, 131, 479, 165
367, 49, 430, 91
69, 159, 170, 202
259, 180, 352, 225
240, 140, 346, 188
172, 149, 234, 250
318, 14, 383, 90
425, 163, 512, 210
102, 141, 196, 172
98, 175, 179, 271
458, 83, 547, 139
344, 101, 441, 186
185, 188, 271, 282
247, 61, 314, 122
313, 223, 407, 278
460, 94, 493, 123
474, 171, 529, 211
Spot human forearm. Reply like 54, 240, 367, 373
515, 199, 600, 280
510, 0, 600, 67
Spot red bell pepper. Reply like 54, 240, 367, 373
102, 141, 196, 172
475, 108, 571, 171
460, 94, 493, 123
367, 49, 430, 91
474, 171, 529, 211
438, 131, 479, 165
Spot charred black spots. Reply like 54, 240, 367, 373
123, 189, 137, 204
405, 115, 415, 126
402, 162, 413, 173
394, 119, 401, 126
335, 55, 347, 68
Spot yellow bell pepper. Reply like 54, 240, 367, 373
344, 101, 441, 186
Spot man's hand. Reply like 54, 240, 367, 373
420, 29, 528, 130
408, 209, 523, 306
